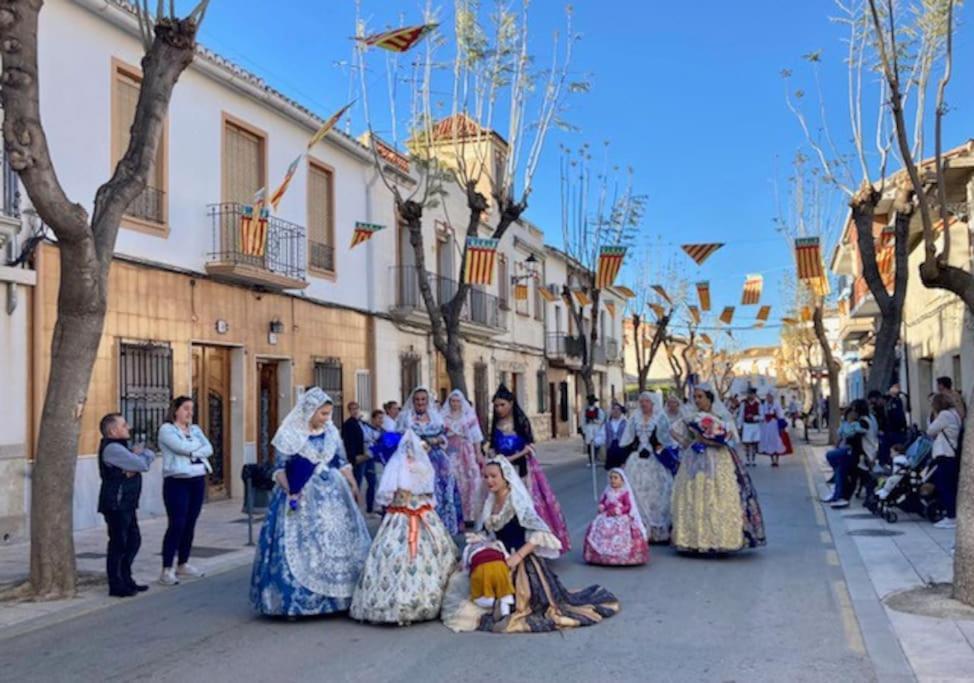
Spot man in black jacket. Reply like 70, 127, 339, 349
98, 413, 155, 597
341, 402, 375, 513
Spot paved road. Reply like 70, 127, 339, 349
0, 446, 876, 682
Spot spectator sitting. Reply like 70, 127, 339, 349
822, 401, 870, 509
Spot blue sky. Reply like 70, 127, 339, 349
192, 1, 973, 349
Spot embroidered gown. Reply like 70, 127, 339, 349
492, 424, 571, 554
670, 412, 767, 553
583, 485, 650, 566
401, 416, 464, 535
758, 402, 788, 456
249, 430, 371, 617
442, 410, 484, 523
621, 412, 675, 543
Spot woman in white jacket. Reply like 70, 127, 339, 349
928, 393, 962, 529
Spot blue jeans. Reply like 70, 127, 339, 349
933, 456, 958, 518
161, 476, 206, 568
354, 458, 376, 513
826, 446, 853, 501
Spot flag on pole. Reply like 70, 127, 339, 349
514, 283, 529, 301
741, 274, 763, 305
308, 102, 355, 150
269, 153, 304, 212
595, 245, 626, 289
359, 23, 437, 52
688, 305, 701, 324
696, 281, 711, 311
573, 290, 591, 307
615, 285, 636, 299
350, 222, 385, 248
463, 237, 499, 285
651, 284, 673, 304
650, 303, 666, 319
719, 306, 735, 324
605, 301, 616, 317
681, 242, 724, 266
538, 285, 558, 303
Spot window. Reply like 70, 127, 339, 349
513, 372, 526, 408
515, 279, 529, 316
536, 369, 548, 413
314, 359, 343, 423
308, 160, 335, 273
355, 370, 373, 412
534, 280, 544, 321
400, 354, 421, 404
222, 115, 266, 205
119, 341, 173, 450
498, 255, 510, 309
953, 355, 963, 393
112, 61, 167, 231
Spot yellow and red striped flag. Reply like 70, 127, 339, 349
269, 153, 304, 212
650, 303, 666, 319
514, 283, 529, 301
538, 285, 558, 303
782, 316, 798, 325
651, 284, 673, 305
696, 281, 711, 311
741, 274, 763, 305
350, 221, 385, 248
605, 301, 616, 317
681, 242, 724, 266
241, 203, 269, 257
595, 245, 626, 289
573, 289, 591, 307
615, 285, 636, 299
463, 237, 499, 285
688, 305, 701, 325
700, 333, 713, 345
359, 23, 437, 52
719, 306, 735, 325
795, 236, 825, 281
801, 306, 812, 322
308, 102, 355, 150
239, 204, 254, 253
756, 305, 771, 322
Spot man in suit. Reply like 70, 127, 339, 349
98, 413, 155, 597
342, 402, 376, 514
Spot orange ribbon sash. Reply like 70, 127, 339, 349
386, 503, 433, 560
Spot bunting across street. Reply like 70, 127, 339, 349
573, 290, 592, 307
700, 333, 713, 345
688, 305, 701, 325
680, 242, 724, 266
794, 236, 830, 297
696, 281, 711, 311
538, 285, 558, 303
595, 246, 626, 290
719, 306, 735, 325
741, 274, 763, 305
650, 303, 666, 319
350, 222, 385, 248
463, 237, 499, 285
756, 305, 771, 323
651, 284, 673, 305
308, 101, 354, 150
358, 23, 438, 52
615, 285, 636, 299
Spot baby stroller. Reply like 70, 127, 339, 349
864, 434, 943, 523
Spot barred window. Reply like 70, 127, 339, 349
119, 341, 173, 450
314, 359, 343, 423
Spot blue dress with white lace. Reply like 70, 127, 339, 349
250, 429, 371, 616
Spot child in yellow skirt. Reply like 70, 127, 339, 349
462, 535, 515, 616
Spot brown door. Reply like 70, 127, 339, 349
191, 345, 232, 500
257, 361, 279, 467
549, 382, 557, 439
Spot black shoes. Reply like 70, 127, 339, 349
109, 587, 137, 598
129, 583, 150, 593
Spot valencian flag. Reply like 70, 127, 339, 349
696, 281, 711, 311
681, 242, 724, 266
538, 285, 558, 302
688, 305, 701, 324
573, 289, 591, 307
350, 222, 385, 248
650, 303, 666, 319
514, 283, 529, 301
756, 305, 771, 323
308, 101, 355, 150
269, 153, 303, 212
615, 285, 636, 299
877, 225, 895, 283
795, 235, 828, 289
463, 237, 499, 285
359, 23, 437, 52
241, 204, 269, 257
700, 333, 713, 345
595, 245, 626, 289
719, 306, 735, 325
651, 284, 673, 305
741, 274, 763, 305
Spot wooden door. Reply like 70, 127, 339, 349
257, 361, 279, 467
549, 383, 557, 439
192, 345, 232, 500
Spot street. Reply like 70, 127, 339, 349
0, 446, 876, 683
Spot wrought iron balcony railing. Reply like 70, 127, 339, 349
391, 265, 506, 331
126, 185, 166, 225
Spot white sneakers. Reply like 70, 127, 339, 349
159, 568, 179, 586
934, 518, 957, 530
830, 499, 850, 509
159, 563, 205, 585
176, 563, 205, 578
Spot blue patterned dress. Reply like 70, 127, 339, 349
250, 430, 372, 616
404, 418, 464, 535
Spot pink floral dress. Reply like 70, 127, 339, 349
583, 485, 650, 566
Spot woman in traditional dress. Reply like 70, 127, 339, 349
664, 393, 687, 425
583, 468, 650, 566
441, 389, 485, 524
603, 402, 630, 470
621, 392, 677, 543
397, 386, 463, 534
250, 388, 371, 617
441, 457, 619, 633
758, 391, 789, 467
488, 384, 571, 553
670, 385, 766, 554
350, 429, 459, 625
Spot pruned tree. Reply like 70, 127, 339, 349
0, 0, 210, 598
356, 0, 581, 395
629, 248, 688, 393
863, 0, 974, 607
559, 142, 646, 398
664, 318, 699, 399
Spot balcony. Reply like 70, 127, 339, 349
545, 333, 584, 367
205, 203, 308, 291
126, 186, 165, 225
390, 265, 507, 336
850, 275, 881, 319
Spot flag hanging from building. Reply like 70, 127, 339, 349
359, 23, 437, 52
514, 283, 529, 300
808, 275, 831, 297
573, 289, 591, 307
615, 285, 636, 299
269, 153, 304, 212
538, 285, 558, 302
463, 237, 499, 285
605, 301, 616, 317
696, 281, 711, 311
688, 305, 701, 325
308, 101, 355, 149
681, 242, 724, 266
700, 333, 713, 345
595, 245, 626, 290
741, 274, 763, 305
719, 306, 735, 324
652, 284, 673, 305
650, 303, 666, 319
350, 221, 385, 248
756, 305, 771, 322
877, 225, 896, 283
241, 204, 269, 257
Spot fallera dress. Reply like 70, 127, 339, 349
621, 409, 676, 543
441, 390, 485, 523
583, 469, 650, 566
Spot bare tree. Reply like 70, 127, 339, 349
356, 1, 580, 394
629, 249, 688, 393
0, 1, 209, 598
864, 0, 974, 607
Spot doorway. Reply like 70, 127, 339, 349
191, 345, 232, 500
549, 382, 557, 439
257, 361, 280, 467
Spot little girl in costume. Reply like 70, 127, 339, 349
583, 468, 650, 566
461, 534, 515, 616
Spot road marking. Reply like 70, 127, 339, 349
826, 549, 840, 566
820, 530, 832, 545
832, 579, 867, 655
800, 444, 828, 527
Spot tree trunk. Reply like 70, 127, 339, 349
812, 304, 841, 444
954, 393, 974, 605
633, 315, 646, 394
442, 320, 468, 397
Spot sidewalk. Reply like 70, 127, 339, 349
0, 437, 580, 640
805, 435, 974, 682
